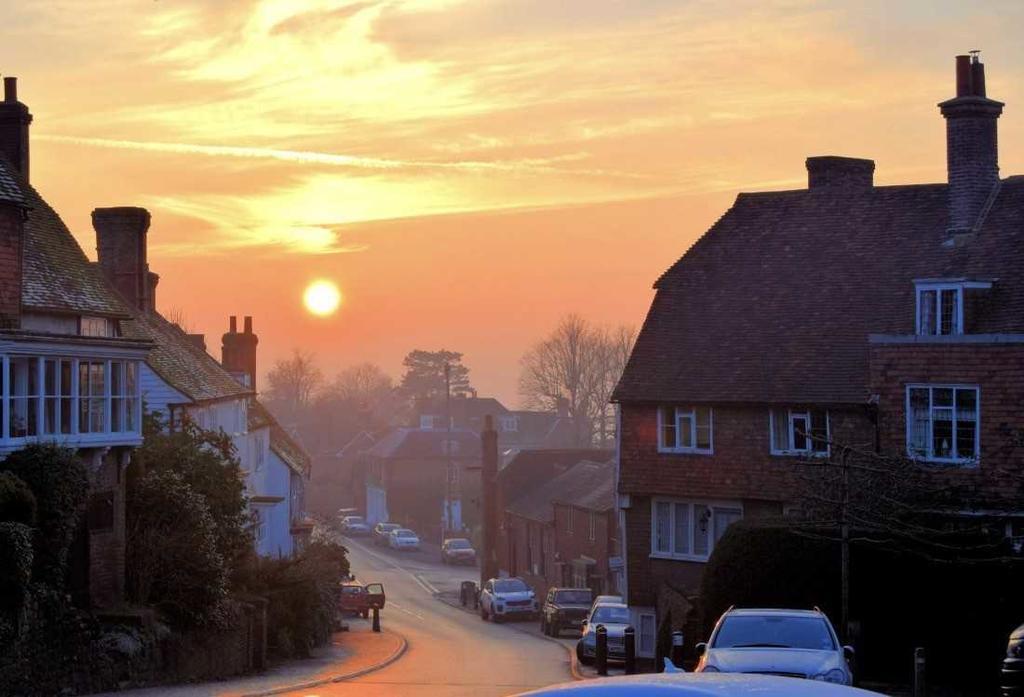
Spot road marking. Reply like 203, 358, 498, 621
412, 572, 439, 594
387, 600, 425, 620
345, 536, 442, 597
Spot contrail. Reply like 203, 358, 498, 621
36, 134, 647, 178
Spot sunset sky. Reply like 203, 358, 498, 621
4, 1, 1024, 404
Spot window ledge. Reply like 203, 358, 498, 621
657, 448, 713, 456
649, 552, 709, 563
770, 450, 830, 458
910, 455, 980, 469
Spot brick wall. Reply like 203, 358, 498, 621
869, 340, 1024, 507
552, 504, 615, 593
0, 202, 23, 327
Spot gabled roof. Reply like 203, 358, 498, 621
335, 431, 375, 460
249, 400, 312, 477
498, 448, 613, 507
614, 178, 1024, 405
507, 458, 615, 523
0, 160, 131, 317
121, 310, 251, 403
365, 427, 480, 460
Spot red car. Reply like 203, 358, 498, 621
338, 582, 370, 618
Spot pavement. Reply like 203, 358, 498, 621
91, 623, 405, 697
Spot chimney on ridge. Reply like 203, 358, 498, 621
0, 77, 32, 181
806, 156, 875, 190
222, 315, 258, 391
939, 51, 1004, 234
93, 207, 154, 312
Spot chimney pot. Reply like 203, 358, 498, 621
3, 77, 16, 103
955, 55, 972, 97
229, 316, 237, 333
244, 316, 253, 334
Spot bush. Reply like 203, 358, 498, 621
126, 470, 229, 628
0, 445, 88, 587
239, 539, 349, 658
0, 472, 36, 526
701, 522, 1024, 690
0, 522, 33, 624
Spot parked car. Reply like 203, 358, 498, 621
338, 581, 370, 618
513, 672, 885, 696
373, 522, 401, 546
479, 577, 538, 622
441, 538, 477, 564
695, 608, 854, 685
340, 515, 370, 535
590, 594, 623, 612
541, 588, 593, 637
1003, 622, 1024, 696
388, 527, 421, 550
577, 602, 631, 665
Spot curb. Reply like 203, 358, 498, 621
241, 630, 409, 697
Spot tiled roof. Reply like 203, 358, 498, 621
498, 448, 613, 506
613, 178, 1024, 405
122, 310, 251, 403
365, 427, 481, 460
0, 160, 130, 317
507, 458, 615, 523
249, 399, 312, 477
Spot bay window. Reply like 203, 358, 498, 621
658, 405, 713, 454
770, 408, 829, 455
651, 498, 742, 561
906, 385, 979, 463
1, 355, 142, 443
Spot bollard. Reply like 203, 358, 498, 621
624, 625, 637, 674
913, 647, 925, 697
671, 630, 685, 668
372, 606, 381, 633
596, 624, 608, 676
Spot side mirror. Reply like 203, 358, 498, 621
695, 642, 707, 656
843, 645, 855, 661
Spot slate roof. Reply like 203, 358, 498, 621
249, 400, 312, 477
507, 458, 615, 523
365, 427, 481, 460
498, 448, 613, 506
0, 160, 131, 317
121, 310, 251, 403
613, 177, 1024, 405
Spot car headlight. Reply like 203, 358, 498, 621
700, 665, 720, 673
813, 669, 849, 684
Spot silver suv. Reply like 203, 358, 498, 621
696, 608, 854, 685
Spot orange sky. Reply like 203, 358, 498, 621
4, 1, 1024, 404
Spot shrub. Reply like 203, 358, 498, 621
126, 469, 229, 628
0, 472, 36, 526
0, 445, 88, 587
0, 522, 33, 620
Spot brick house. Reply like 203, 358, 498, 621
0, 78, 152, 608
613, 53, 1024, 652
503, 457, 618, 599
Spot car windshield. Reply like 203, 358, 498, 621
447, 539, 472, 549
347, 517, 364, 524
342, 586, 365, 594
713, 615, 837, 650
591, 606, 630, 624
380, 524, 398, 531
396, 530, 416, 538
556, 590, 592, 604
495, 579, 530, 593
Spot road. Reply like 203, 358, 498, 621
285, 534, 575, 696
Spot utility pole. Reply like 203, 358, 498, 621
481, 414, 499, 585
443, 362, 452, 545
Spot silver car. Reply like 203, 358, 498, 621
696, 608, 854, 685
576, 602, 631, 665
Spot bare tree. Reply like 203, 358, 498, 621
519, 315, 636, 447
164, 307, 192, 333
264, 350, 323, 427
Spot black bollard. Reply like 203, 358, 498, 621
624, 626, 637, 674
671, 630, 685, 668
596, 624, 608, 676
913, 647, 925, 697
372, 606, 381, 633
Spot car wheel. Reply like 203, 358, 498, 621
576, 643, 591, 666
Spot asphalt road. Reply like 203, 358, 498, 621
284, 534, 575, 696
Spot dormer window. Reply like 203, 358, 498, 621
914, 279, 993, 336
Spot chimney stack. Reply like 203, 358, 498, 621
222, 315, 258, 391
0, 76, 32, 181
939, 51, 1004, 235
93, 207, 153, 312
806, 156, 875, 190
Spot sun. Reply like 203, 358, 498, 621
303, 280, 342, 317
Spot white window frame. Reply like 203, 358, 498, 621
914, 279, 991, 336
657, 406, 713, 454
649, 498, 743, 562
905, 384, 980, 465
588, 511, 596, 542
769, 408, 830, 456
567, 506, 574, 534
